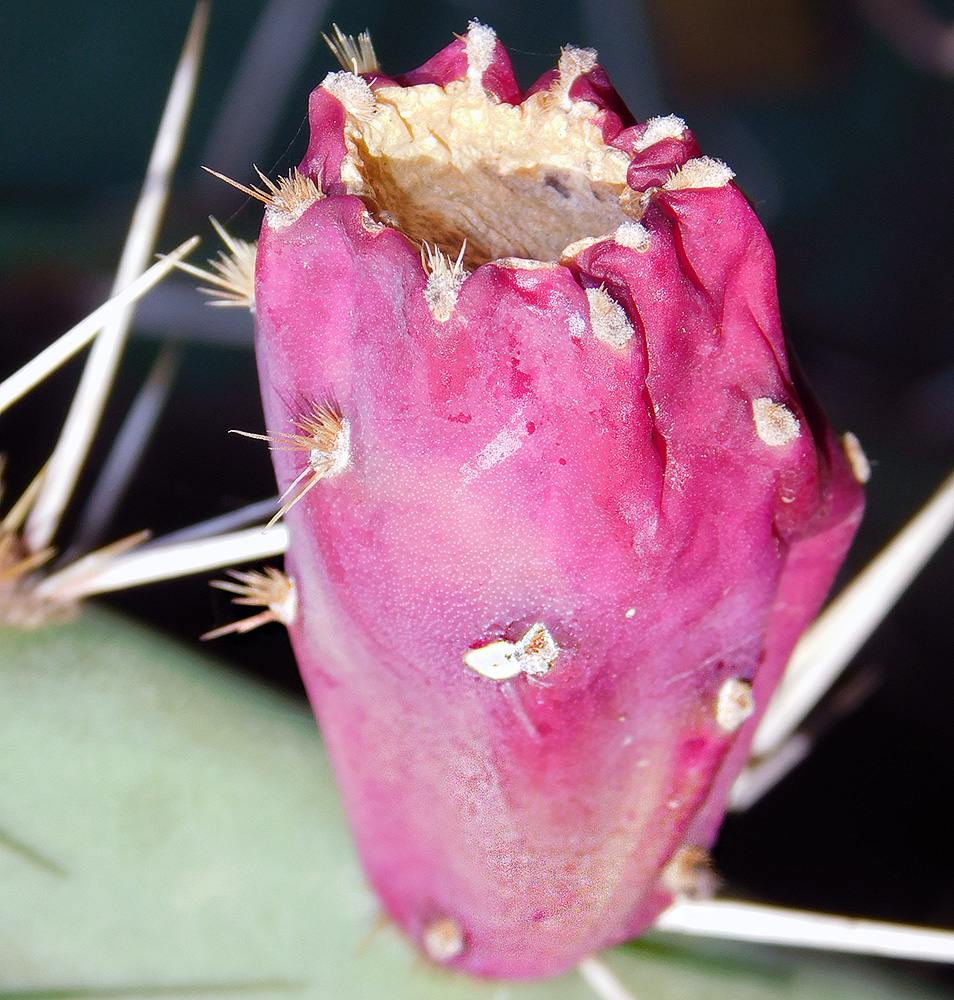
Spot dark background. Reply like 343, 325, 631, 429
1, 0, 953, 991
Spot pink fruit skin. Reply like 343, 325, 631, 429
252, 32, 864, 980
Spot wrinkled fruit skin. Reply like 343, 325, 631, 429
253, 27, 864, 980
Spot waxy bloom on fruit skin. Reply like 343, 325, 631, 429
247, 22, 865, 981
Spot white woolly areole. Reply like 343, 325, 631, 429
586, 287, 633, 349
465, 20, 497, 89
265, 205, 302, 232
422, 916, 465, 963
422, 244, 467, 321
201, 568, 298, 641
320, 70, 377, 120
553, 45, 599, 109
464, 623, 560, 680
635, 114, 688, 152
238, 402, 350, 528
753, 398, 800, 447
660, 845, 718, 901
715, 678, 755, 733
559, 44, 598, 79
513, 622, 560, 677
313, 417, 351, 477
614, 221, 651, 251
664, 156, 735, 191
263, 171, 322, 231
842, 431, 871, 484
269, 574, 298, 626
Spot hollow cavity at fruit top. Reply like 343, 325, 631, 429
330, 76, 630, 266
302, 25, 712, 270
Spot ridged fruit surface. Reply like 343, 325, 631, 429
252, 23, 865, 979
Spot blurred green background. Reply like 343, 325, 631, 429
1, 0, 952, 990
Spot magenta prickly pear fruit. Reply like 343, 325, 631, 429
249, 23, 865, 980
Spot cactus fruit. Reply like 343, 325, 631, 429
249, 23, 866, 981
